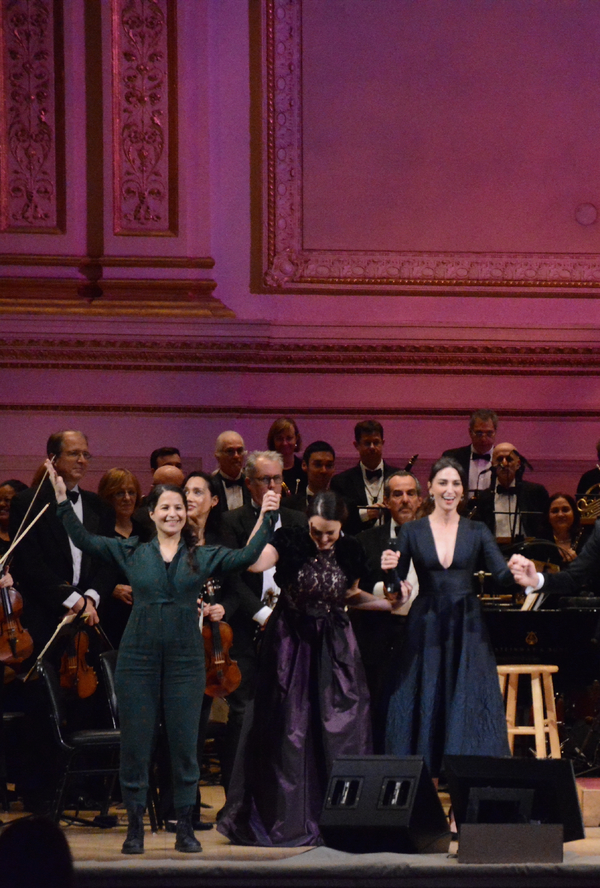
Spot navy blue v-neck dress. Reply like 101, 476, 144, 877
385, 516, 512, 775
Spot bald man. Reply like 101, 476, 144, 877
473, 442, 549, 541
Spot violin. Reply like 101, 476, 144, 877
201, 579, 241, 698
59, 629, 98, 698
0, 575, 34, 666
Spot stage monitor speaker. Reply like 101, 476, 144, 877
318, 755, 451, 854
444, 754, 584, 863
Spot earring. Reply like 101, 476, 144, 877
429, 493, 434, 502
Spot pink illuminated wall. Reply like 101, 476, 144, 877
0, 0, 599, 501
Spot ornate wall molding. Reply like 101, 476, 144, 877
1, 336, 600, 374
0, 277, 231, 316
0, 402, 596, 422
0, 0, 64, 232
0, 253, 214, 268
112, 0, 177, 235
263, 0, 600, 294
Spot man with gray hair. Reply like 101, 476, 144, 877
354, 470, 423, 750
218, 451, 306, 795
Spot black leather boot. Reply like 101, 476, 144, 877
175, 805, 202, 852
122, 803, 145, 854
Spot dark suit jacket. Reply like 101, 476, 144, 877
330, 462, 399, 536
221, 504, 307, 605
442, 444, 473, 480
356, 522, 394, 594
577, 467, 600, 497
9, 479, 117, 648
212, 472, 252, 515
474, 480, 550, 540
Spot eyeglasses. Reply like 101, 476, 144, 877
252, 475, 283, 486
496, 455, 516, 465
114, 489, 136, 499
62, 450, 92, 460
220, 447, 246, 456
471, 430, 496, 439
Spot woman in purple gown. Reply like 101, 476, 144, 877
217, 491, 393, 847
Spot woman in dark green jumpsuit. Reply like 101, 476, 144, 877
45, 462, 273, 854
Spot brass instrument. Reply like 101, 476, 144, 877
577, 483, 600, 524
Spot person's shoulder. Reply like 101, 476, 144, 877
331, 464, 361, 484
222, 503, 253, 525
357, 523, 389, 546
280, 505, 307, 527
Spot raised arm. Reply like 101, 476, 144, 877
46, 459, 127, 569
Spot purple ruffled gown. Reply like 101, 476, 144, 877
217, 528, 372, 846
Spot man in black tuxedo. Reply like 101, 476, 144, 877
473, 442, 549, 542
9, 430, 116, 654
219, 450, 306, 794
211, 430, 252, 515
330, 420, 399, 536
354, 471, 422, 748
285, 440, 336, 514
9, 430, 117, 811
442, 408, 498, 499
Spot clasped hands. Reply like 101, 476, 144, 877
506, 554, 540, 588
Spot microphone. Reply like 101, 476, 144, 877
384, 536, 401, 598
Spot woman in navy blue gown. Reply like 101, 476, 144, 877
217, 491, 392, 847
383, 457, 512, 776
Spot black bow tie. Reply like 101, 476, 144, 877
472, 452, 491, 462
223, 476, 243, 489
496, 485, 516, 496
365, 468, 382, 481
67, 490, 80, 503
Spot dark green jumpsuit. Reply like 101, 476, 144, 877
57, 500, 272, 809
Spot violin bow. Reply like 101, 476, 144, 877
0, 503, 50, 570
10, 455, 55, 546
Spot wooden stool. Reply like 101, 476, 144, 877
497, 665, 561, 759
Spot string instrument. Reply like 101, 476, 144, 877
59, 629, 98, 698
201, 578, 241, 698
0, 575, 34, 666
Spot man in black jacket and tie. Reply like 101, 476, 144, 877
330, 420, 399, 536
443, 408, 498, 499
211, 431, 252, 515
9, 430, 116, 655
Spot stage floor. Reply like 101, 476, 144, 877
5, 786, 600, 888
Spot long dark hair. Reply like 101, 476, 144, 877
147, 484, 199, 569
422, 456, 467, 516
183, 471, 222, 540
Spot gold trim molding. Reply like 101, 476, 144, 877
263, 0, 600, 294
0, 337, 599, 374
0, 254, 214, 268
0, 404, 597, 421
0, 277, 231, 317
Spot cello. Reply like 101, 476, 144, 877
201, 579, 241, 698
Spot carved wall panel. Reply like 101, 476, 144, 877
0, 0, 64, 232
263, 0, 600, 294
111, 0, 177, 235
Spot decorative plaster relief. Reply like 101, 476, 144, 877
263, 0, 600, 293
0, 336, 599, 375
0, 0, 64, 232
112, 0, 176, 234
